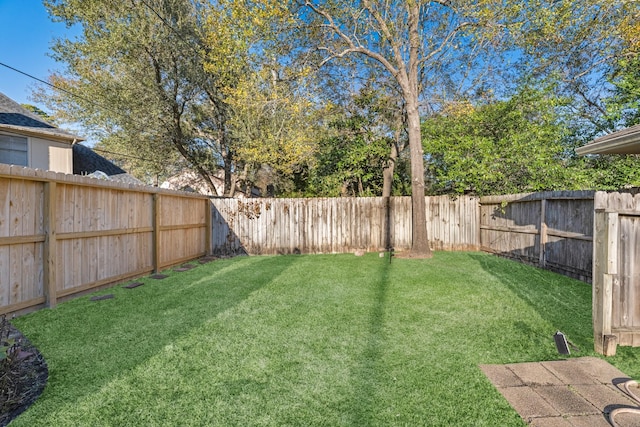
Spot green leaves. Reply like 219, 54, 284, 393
422, 90, 573, 195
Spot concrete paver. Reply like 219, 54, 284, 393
533, 385, 598, 415
479, 364, 525, 387
542, 360, 600, 385
506, 362, 565, 386
481, 357, 640, 426
529, 416, 574, 427
566, 414, 613, 427
571, 383, 637, 410
499, 386, 561, 419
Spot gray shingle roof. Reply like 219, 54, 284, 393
0, 92, 84, 142
73, 144, 143, 185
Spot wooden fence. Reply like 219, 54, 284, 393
479, 191, 595, 282
5, 168, 639, 356
0, 164, 210, 316
210, 196, 480, 255
592, 190, 640, 355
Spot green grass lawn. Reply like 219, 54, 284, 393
10, 252, 640, 426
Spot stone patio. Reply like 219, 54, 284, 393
480, 357, 640, 426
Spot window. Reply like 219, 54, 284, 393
0, 134, 28, 166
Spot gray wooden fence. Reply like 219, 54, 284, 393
211, 193, 595, 280
592, 190, 640, 355
479, 191, 595, 282
210, 196, 481, 255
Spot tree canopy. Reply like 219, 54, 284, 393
32, 0, 640, 208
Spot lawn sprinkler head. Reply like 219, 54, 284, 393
554, 331, 570, 355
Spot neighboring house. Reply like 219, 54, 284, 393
576, 124, 640, 155
161, 169, 259, 197
73, 143, 143, 185
0, 92, 82, 173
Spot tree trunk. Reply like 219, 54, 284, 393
405, 96, 432, 257
382, 138, 398, 198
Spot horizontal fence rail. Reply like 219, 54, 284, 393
479, 191, 595, 282
0, 164, 210, 316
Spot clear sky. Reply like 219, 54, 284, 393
0, 0, 80, 106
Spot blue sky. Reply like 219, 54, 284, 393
0, 0, 79, 106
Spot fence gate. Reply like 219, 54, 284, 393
592, 191, 640, 355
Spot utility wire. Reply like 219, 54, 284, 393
1, 0, 217, 168
0, 61, 98, 108
0, 61, 163, 165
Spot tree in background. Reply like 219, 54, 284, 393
299, 81, 410, 197
515, 0, 639, 136
224, 65, 325, 195
294, 0, 523, 256
38, 0, 228, 192
422, 89, 574, 195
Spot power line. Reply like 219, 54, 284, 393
0, 61, 98, 108
0, 61, 164, 165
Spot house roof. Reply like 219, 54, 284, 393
0, 92, 84, 143
575, 124, 640, 155
73, 144, 143, 185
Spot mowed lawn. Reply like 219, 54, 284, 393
10, 252, 640, 426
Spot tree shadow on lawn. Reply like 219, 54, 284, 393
348, 253, 391, 426
11, 255, 300, 418
467, 253, 595, 355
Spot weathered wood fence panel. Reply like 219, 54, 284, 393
479, 191, 595, 281
210, 196, 480, 255
593, 191, 640, 354
0, 164, 210, 316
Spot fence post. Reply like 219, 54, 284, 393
539, 198, 547, 268
592, 209, 618, 355
205, 198, 212, 256
152, 193, 160, 273
43, 181, 57, 309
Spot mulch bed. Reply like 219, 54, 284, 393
0, 320, 48, 427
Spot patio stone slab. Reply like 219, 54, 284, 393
533, 386, 598, 415
565, 414, 613, 427
498, 386, 561, 419
572, 383, 637, 410
541, 360, 600, 385
528, 416, 574, 427
572, 357, 630, 384
149, 274, 168, 279
506, 362, 564, 386
479, 364, 525, 387
482, 357, 640, 426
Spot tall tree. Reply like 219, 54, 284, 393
294, 0, 520, 256
39, 0, 235, 194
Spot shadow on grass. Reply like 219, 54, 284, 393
467, 252, 594, 354
12, 255, 300, 416
349, 253, 392, 426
